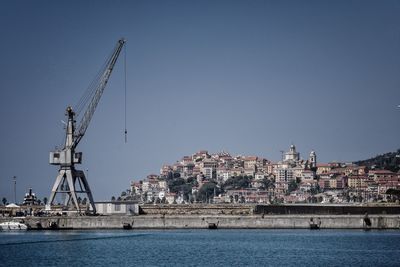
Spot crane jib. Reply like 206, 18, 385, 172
74, 39, 126, 148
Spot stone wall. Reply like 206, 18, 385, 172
254, 204, 400, 215
140, 204, 254, 215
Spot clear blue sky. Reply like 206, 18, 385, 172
0, 0, 399, 201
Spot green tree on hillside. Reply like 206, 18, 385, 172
386, 189, 400, 202
288, 180, 299, 193
354, 149, 400, 173
310, 184, 320, 195
197, 182, 221, 203
168, 177, 196, 200
223, 175, 251, 190
260, 178, 273, 190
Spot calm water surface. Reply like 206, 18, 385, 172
0, 229, 399, 266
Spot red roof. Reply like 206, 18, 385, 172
317, 163, 331, 167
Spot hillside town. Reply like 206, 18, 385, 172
122, 145, 400, 205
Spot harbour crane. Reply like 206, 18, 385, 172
48, 39, 126, 214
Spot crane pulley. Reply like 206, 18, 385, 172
48, 39, 126, 214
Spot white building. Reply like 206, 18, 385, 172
217, 168, 231, 183
201, 159, 217, 179
276, 168, 294, 182
284, 145, 300, 163
255, 172, 265, 180
309, 150, 317, 168
202, 167, 213, 180
95, 201, 139, 215
275, 144, 317, 184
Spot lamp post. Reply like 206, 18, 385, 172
13, 176, 16, 204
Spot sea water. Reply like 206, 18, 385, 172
1, 229, 399, 266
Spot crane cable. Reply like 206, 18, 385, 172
69, 42, 127, 143
124, 44, 128, 143
74, 49, 114, 117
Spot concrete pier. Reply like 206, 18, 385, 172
2, 214, 400, 230
2, 204, 400, 230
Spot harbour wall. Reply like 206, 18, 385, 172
254, 204, 400, 215
3, 214, 400, 230
140, 204, 254, 215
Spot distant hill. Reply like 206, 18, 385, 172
354, 149, 400, 173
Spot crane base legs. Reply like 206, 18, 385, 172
48, 167, 96, 214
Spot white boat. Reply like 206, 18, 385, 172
0, 221, 28, 231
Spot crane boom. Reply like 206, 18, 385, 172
74, 38, 126, 148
